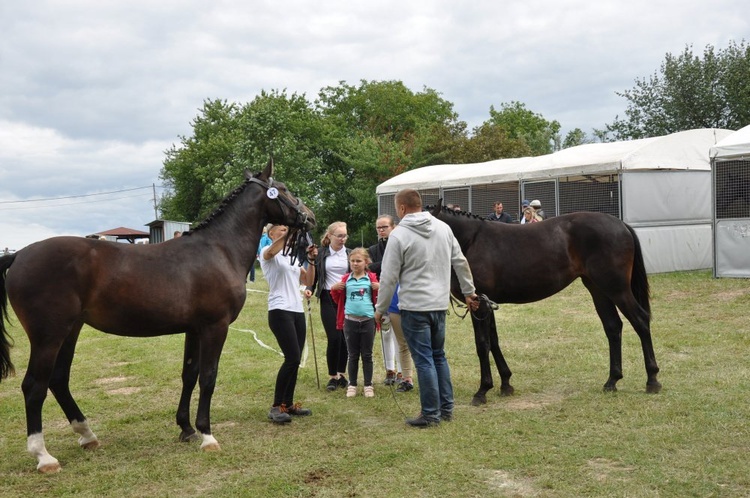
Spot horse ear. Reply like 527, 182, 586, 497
431, 198, 444, 216
259, 156, 274, 181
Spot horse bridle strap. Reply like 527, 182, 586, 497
248, 176, 308, 228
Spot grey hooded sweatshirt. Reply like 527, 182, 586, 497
375, 211, 475, 314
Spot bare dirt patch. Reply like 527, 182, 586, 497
501, 393, 565, 411
486, 469, 539, 497
94, 376, 133, 385
587, 457, 635, 482
106, 387, 140, 395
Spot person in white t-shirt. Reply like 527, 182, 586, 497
260, 225, 317, 424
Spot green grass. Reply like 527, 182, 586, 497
1, 270, 748, 497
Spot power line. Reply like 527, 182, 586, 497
0, 185, 164, 205
0, 192, 155, 211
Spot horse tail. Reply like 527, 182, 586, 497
626, 224, 651, 320
0, 253, 17, 381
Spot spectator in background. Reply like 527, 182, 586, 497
486, 202, 513, 223
368, 215, 410, 387
530, 199, 546, 220
519, 200, 531, 224
308, 221, 351, 392
522, 207, 542, 223
251, 225, 272, 283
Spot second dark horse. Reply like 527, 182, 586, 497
431, 202, 661, 406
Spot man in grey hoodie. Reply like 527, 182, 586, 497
375, 189, 479, 427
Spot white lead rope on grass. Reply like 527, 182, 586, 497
229, 326, 310, 367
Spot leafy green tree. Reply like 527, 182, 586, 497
315, 80, 466, 244
562, 128, 589, 149
487, 101, 561, 155
448, 123, 531, 163
607, 40, 750, 139
159, 99, 243, 222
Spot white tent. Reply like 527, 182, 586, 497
377, 129, 733, 273
710, 125, 750, 278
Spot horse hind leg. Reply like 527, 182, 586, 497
22, 339, 65, 472
48, 325, 100, 451
582, 279, 625, 392
613, 294, 661, 394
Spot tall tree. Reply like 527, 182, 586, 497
487, 101, 561, 155
159, 99, 243, 222
607, 40, 750, 139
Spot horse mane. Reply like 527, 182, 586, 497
184, 176, 256, 235
425, 205, 486, 222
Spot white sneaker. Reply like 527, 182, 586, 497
346, 385, 357, 398
364, 386, 375, 398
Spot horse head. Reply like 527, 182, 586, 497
248, 157, 316, 232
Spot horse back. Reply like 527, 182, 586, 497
449, 212, 635, 304
5, 236, 247, 337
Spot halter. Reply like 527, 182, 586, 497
248, 175, 313, 266
248, 176, 309, 229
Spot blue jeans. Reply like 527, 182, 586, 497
400, 310, 454, 421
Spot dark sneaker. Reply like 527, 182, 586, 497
326, 378, 338, 391
383, 370, 396, 386
337, 376, 348, 389
406, 414, 439, 428
441, 411, 453, 422
284, 403, 312, 416
396, 381, 414, 392
268, 406, 292, 424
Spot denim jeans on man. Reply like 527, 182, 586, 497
400, 310, 454, 422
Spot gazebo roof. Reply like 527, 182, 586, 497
88, 226, 149, 243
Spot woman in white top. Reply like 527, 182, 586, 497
308, 221, 351, 391
260, 225, 316, 424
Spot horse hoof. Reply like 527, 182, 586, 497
603, 384, 618, 392
471, 395, 487, 406
38, 462, 61, 474
500, 386, 515, 397
81, 439, 100, 450
201, 442, 221, 452
179, 431, 200, 443
646, 382, 662, 394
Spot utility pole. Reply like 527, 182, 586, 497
152, 183, 158, 219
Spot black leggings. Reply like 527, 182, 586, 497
319, 290, 348, 376
268, 309, 306, 407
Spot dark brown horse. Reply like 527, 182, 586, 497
430, 202, 661, 406
0, 160, 315, 473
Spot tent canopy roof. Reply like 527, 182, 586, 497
710, 124, 750, 160
377, 128, 732, 194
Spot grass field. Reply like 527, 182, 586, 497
0, 269, 748, 497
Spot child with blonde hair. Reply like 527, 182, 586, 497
330, 248, 380, 397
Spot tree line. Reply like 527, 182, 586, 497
159, 40, 749, 246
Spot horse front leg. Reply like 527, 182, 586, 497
177, 332, 201, 443
194, 325, 228, 452
484, 311, 514, 396
470, 314, 495, 406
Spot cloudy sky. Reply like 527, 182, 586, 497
1, 1, 747, 250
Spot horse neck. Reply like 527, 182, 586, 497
441, 213, 482, 250
191, 185, 266, 272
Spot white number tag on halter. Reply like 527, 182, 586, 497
267, 187, 279, 199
